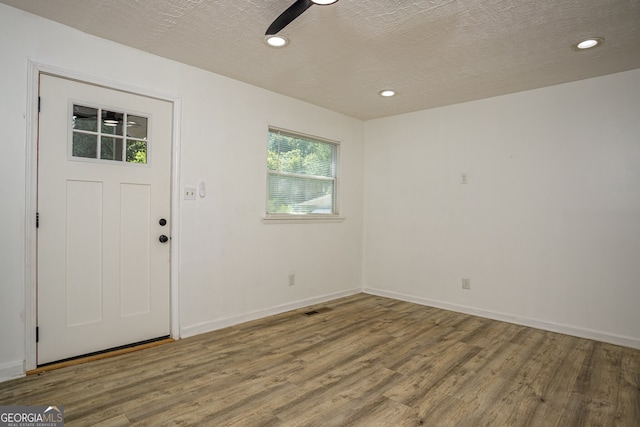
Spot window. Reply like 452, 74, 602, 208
71, 103, 148, 164
267, 127, 338, 216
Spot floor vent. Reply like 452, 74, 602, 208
303, 307, 333, 316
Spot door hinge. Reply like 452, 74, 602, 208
36, 327, 39, 343
38, 96, 41, 113
36, 212, 39, 228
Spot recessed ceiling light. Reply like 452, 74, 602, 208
379, 89, 396, 97
264, 35, 289, 48
572, 37, 604, 50
311, 0, 339, 5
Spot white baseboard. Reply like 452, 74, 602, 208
0, 360, 25, 383
364, 287, 640, 350
181, 288, 361, 338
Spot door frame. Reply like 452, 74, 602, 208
24, 61, 182, 371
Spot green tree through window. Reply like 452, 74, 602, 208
267, 128, 338, 215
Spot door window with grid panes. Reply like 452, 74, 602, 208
71, 104, 148, 164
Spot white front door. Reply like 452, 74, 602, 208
37, 74, 172, 365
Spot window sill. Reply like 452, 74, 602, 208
261, 214, 346, 224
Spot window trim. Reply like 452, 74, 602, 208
261, 214, 345, 224
264, 126, 344, 223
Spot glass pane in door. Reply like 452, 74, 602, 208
126, 115, 148, 139
126, 139, 147, 164
101, 136, 124, 161
73, 105, 98, 132
72, 133, 98, 159
101, 110, 124, 135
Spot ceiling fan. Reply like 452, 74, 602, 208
265, 0, 339, 43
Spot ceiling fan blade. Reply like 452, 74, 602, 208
266, 0, 314, 35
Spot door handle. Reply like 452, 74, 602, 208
159, 235, 169, 243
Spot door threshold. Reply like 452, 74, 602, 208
27, 337, 175, 375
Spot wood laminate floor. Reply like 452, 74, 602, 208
1, 294, 639, 426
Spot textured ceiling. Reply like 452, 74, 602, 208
3, 0, 640, 120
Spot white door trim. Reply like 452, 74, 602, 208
24, 61, 182, 371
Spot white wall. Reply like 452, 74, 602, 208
0, 4, 364, 381
363, 69, 640, 348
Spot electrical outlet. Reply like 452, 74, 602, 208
462, 278, 471, 290
288, 273, 296, 286
184, 186, 196, 200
